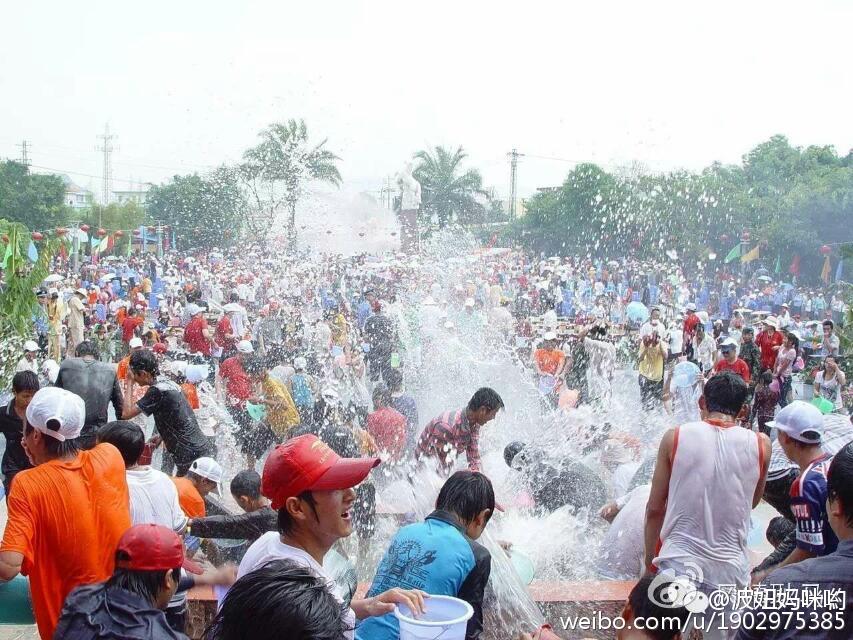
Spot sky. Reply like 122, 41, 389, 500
2, 0, 852, 202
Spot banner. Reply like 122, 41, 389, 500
741, 245, 760, 263
774, 255, 781, 274
821, 255, 832, 284
788, 254, 801, 276
724, 244, 741, 263
27, 241, 38, 262
836, 258, 844, 282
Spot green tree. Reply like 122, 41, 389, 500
413, 146, 487, 229
0, 220, 55, 388
0, 161, 68, 230
241, 119, 341, 248
146, 167, 244, 250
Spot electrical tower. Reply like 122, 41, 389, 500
16, 140, 31, 167
508, 148, 520, 220
96, 124, 117, 205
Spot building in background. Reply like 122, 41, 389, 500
60, 175, 94, 210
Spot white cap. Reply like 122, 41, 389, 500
763, 317, 779, 329
685, 303, 697, 311
294, 356, 307, 370
75, 287, 87, 296
25, 387, 86, 442
23, 340, 39, 352
41, 359, 60, 384
768, 400, 824, 444
720, 338, 738, 350
223, 303, 242, 313
188, 457, 223, 494
166, 360, 188, 377
422, 296, 436, 306
543, 331, 557, 341
48, 287, 58, 296
236, 340, 254, 354
129, 337, 144, 349
186, 303, 202, 316
464, 298, 475, 307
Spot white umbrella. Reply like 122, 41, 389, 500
43, 274, 64, 284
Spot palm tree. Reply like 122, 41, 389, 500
241, 119, 341, 248
413, 146, 487, 229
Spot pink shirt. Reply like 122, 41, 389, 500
774, 347, 796, 379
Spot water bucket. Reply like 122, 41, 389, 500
246, 401, 267, 422
508, 549, 536, 585
395, 595, 473, 640
0, 575, 35, 625
811, 396, 834, 415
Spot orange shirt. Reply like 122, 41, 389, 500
534, 348, 566, 376
0, 444, 131, 639
117, 355, 131, 381
172, 476, 206, 518
181, 382, 200, 410
115, 306, 127, 326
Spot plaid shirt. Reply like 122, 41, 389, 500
415, 409, 481, 472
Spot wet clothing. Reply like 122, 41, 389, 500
390, 392, 419, 450
511, 446, 607, 513
0, 400, 32, 495
54, 583, 188, 640
0, 444, 131, 639
356, 510, 491, 640
739, 341, 762, 385
190, 506, 277, 542
756, 330, 783, 372
790, 453, 838, 557
55, 357, 124, 446
714, 357, 751, 384
366, 406, 407, 460
416, 409, 481, 472
137, 379, 214, 471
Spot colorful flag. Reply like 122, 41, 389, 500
834, 258, 843, 282
774, 255, 781, 274
27, 241, 38, 262
1, 242, 12, 269
821, 255, 832, 284
788, 254, 801, 276
741, 245, 760, 263
724, 243, 741, 264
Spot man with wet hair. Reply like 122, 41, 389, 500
356, 471, 494, 640
416, 387, 504, 473
0, 370, 39, 494
645, 372, 771, 639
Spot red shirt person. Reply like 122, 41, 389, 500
713, 338, 751, 384
755, 318, 784, 372
183, 304, 212, 357
366, 386, 407, 461
121, 308, 143, 343
218, 343, 254, 409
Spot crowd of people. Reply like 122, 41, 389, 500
0, 243, 850, 640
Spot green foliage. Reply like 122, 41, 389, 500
241, 119, 341, 245
146, 167, 244, 250
509, 135, 853, 280
413, 146, 487, 230
0, 161, 69, 230
0, 219, 55, 388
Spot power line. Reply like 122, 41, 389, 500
16, 140, 31, 167
27, 164, 145, 187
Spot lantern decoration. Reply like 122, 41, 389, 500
133, 229, 141, 236
79, 224, 90, 233
55, 227, 67, 236
820, 244, 831, 256
740, 230, 750, 243
1, 234, 8, 243
31, 232, 44, 241
115, 230, 124, 238
97, 228, 107, 238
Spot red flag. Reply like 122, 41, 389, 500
106, 234, 115, 254
788, 254, 800, 276
821, 255, 832, 284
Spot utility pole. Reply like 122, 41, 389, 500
96, 124, 117, 207
16, 140, 32, 167
508, 148, 520, 220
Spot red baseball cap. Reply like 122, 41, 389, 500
115, 524, 203, 574
152, 343, 167, 354
262, 434, 380, 510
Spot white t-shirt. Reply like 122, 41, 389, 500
126, 467, 188, 531
238, 532, 356, 639
596, 485, 651, 580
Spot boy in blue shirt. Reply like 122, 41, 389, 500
356, 471, 493, 640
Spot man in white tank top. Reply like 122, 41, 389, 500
644, 371, 771, 639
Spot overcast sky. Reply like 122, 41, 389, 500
2, 0, 852, 201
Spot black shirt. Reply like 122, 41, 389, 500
0, 400, 32, 492
55, 357, 123, 435
137, 380, 212, 465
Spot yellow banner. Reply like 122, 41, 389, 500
741, 245, 760, 263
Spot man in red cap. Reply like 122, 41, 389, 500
237, 434, 425, 639
54, 524, 201, 639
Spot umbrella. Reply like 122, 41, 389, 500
757, 275, 772, 282
626, 301, 650, 323
43, 274, 64, 284
103, 256, 120, 262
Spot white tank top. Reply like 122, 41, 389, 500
653, 419, 763, 588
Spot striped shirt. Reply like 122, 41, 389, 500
415, 409, 480, 472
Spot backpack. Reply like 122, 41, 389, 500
291, 373, 314, 408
